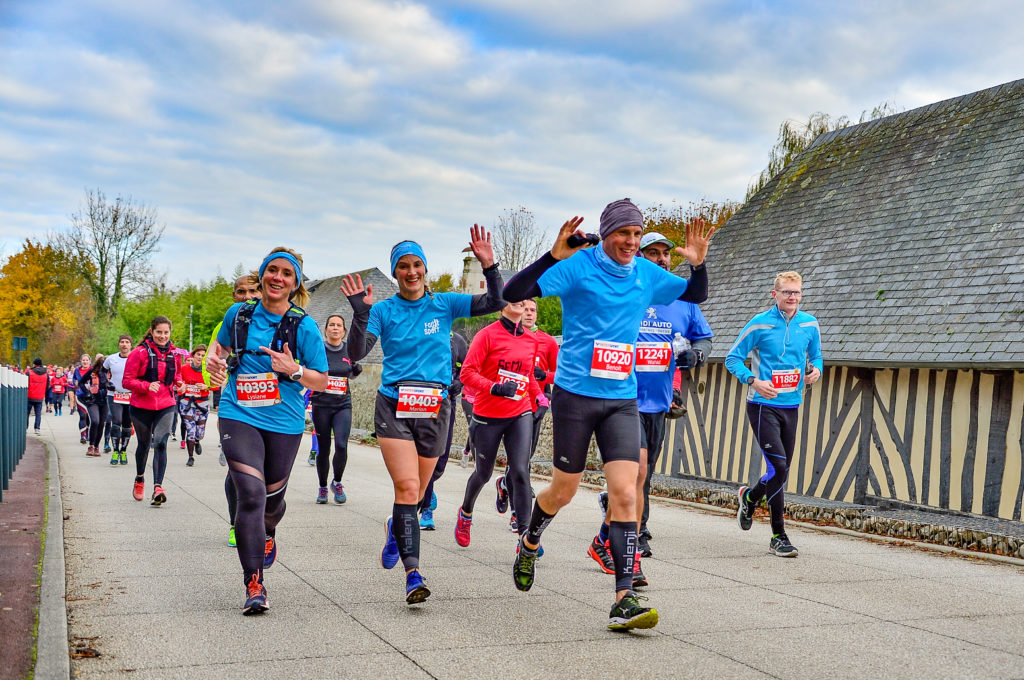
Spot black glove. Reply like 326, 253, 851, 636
351, 363, 363, 378
676, 349, 698, 370
533, 366, 546, 381
490, 381, 518, 398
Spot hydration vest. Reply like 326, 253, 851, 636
226, 300, 306, 381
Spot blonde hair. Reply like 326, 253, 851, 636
264, 247, 310, 307
773, 271, 803, 289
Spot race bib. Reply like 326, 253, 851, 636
184, 383, 208, 398
325, 375, 348, 396
635, 342, 671, 373
590, 340, 633, 380
497, 369, 528, 401
113, 390, 131, 405
236, 373, 281, 408
771, 369, 802, 394
52, 384, 65, 394
396, 385, 444, 419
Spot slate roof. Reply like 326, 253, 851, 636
703, 78, 1024, 368
305, 268, 398, 364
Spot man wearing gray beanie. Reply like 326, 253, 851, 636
502, 200, 716, 631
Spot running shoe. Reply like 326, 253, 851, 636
608, 590, 659, 631
769, 534, 799, 558
104, 444, 112, 453
638, 532, 653, 558
132, 478, 144, 501
186, 457, 194, 467
119, 451, 128, 465
331, 481, 347, 504
380, 517, 399, 569
405, 569, 430, 604
151, 485, 167, 506
109, 450, 119, 466
495, 476, 509, 514
263, 535, 277, 568
242, 574, 268, 615
598, 490, 608, 520
179, 440, 186, 450
80, 436, 87, 444
588, 536, 615, 574
195, 442, 202, 455
419, 508, 435, 530
512, 539, 539, 592
307, 449, 316, 465
509, 512, 518, 533
633, 554, 648, 588
219, 451, 227, 466
454, 509, 472, 547
170, 433, 177, 441
316, 486, 328, 504
228, 526, 237, 547
737, 485, 754, 531
515, 541, 544, 557
429, 490, 437, 511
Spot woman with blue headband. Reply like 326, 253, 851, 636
341, 224, 504, 605
206, 246, 329, 615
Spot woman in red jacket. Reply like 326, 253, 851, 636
454, 300, 542, 547
50, 368, 67, 416
177, 345, 210, 467
123, 315, 181, 505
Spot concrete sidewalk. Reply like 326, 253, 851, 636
40, 410, 1024, 679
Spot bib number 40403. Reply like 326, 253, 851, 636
590, 340, 633, 380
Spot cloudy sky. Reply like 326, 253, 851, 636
2, 0, 1022, 286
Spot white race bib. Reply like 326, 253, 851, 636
236, 373, 281, 407
396, 386, 443, 419
497, 369, 528, 401
325, 375, 348, 396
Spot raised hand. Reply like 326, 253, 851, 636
675, 218, 718, 266
260, 342, 298, 376
550, 216, 586, 260
340, 273, 373, 307
469, 224, 495, 268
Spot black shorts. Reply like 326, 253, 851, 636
549, 385, 640, 474
373, 392, 452, 459
639, 411, 667, 457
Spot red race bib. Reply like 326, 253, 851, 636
497, 369, 528, 401
771, 369, 801, 394
236, 373, 281, 408
590, 340, 633, 380
396, 386, 443, 419
325, 376, 348, 396
635, 342, 671, 373
113, 390, 131, 405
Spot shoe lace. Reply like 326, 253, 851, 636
265, 536, 275, 554
247, 574, 263, 598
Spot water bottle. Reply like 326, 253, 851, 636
672, 333, 690, 354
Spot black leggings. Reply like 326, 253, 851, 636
77, 402, 90, 436
220, 418, 302, 583
461, 411, 533, 534
461, 398, 475, 454
312, 403, 352, 487
85, 400, 109, 447
419, 396, 458, 512
107, 397, 132, 451
131, 405, 175, 484
745, 403, 799, 535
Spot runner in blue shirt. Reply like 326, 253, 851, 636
589, 231, 714, 580
206, 247, 329, 615
341, 225, 504, 605
503, 199, 715, 630
728, 270, 823, 558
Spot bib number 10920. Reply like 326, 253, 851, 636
590, 340, 633, 380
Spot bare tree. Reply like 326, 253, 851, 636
492, 206, 548, 271
54, 189, 165, 315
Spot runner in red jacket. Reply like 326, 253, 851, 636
453, 300, 542, 548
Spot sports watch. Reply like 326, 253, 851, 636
746, 375, 755, 385
289, 365, 304, 382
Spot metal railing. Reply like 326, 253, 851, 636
1, 366, 29, 501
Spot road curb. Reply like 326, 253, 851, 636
36, 439, 69, 680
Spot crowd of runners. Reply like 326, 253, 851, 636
24, 198, 822, 631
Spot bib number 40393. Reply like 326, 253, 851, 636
396, 386, 443, 419
590, 340, 633, 380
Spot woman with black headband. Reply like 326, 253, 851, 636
341, 225, 503, 605
206, 247, 328, 616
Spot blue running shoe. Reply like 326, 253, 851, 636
243, 574, 268, 616
381, 517, 400, 569
429, 491, 437, 511
419, 508, 435, 530
263, 535, 277, 569
405, 569, 430, 604
316, 486, 328, 504
331, 481, 347, 504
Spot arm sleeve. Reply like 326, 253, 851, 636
691, 337, 713, 366
680, 265, 708, 304
459, 332, 495, 396
503, 253, 560, 301
725, 322, 758, 384
346, 295, 379, 362
468, 265, 505, 316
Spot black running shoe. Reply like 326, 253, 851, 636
769, 534, 798, 557
737, 485, 754, 531
195, 442, 202, 455
513, 539, 539, 592
495, 476, 509, 514
608, 590, 659, 631
638, 533, 653, 558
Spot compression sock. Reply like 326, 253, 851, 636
525, 501, 556, 548
598, 522, 610, 542
608, 521, 638, 592
393, 503, 420, 571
